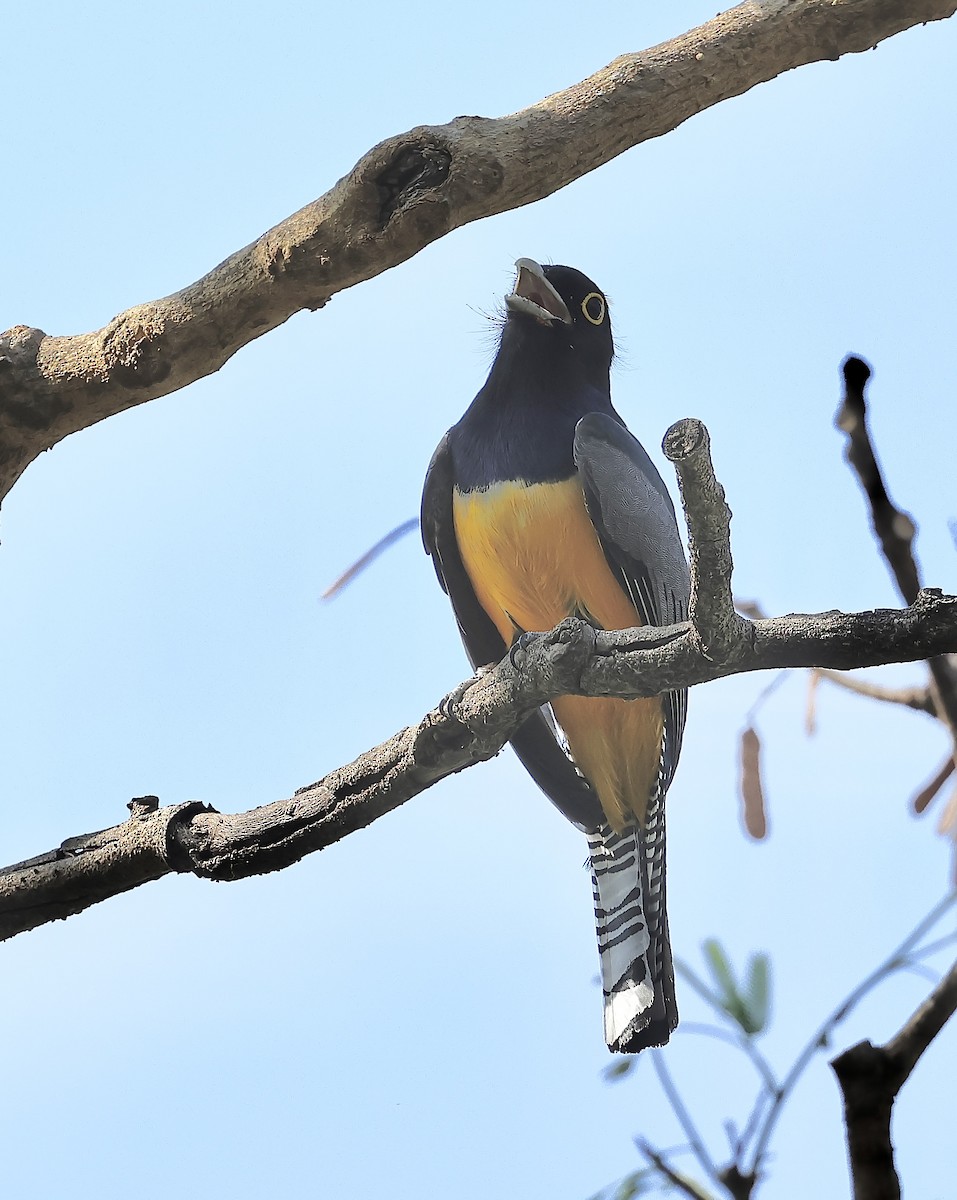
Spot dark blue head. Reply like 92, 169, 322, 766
451, 260, 620, 488
497, 259, 615, 390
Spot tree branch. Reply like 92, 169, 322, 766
810, 668, 936, 716
1, 0, 954, 501
831, 957, 957, 1200
837, 356, 957, 742
4, 419, 957, 939
635, 1139, 717, 1200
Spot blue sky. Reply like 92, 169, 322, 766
2, 3, 955, 1197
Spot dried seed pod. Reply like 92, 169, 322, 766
739, 725, 768, 840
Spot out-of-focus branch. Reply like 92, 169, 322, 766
831, 956, 957, 1200
635, 1140, 717, 1200
912, 757, 955, 814
810, 668, 936, 715
626, 896, 956, 1200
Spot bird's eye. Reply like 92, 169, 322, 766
581, 292, 605, 325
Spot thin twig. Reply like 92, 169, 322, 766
909, 930, 957, 963
678, 1023, 779, 1094
811, 668, 936, 716
745, 672, 789, 725
651, 1050, 722, 1188
837, 355, 957, 747
913, 757, 955, 814
635, 1139, 717, 1200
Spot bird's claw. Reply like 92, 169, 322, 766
508, 631, 537, 670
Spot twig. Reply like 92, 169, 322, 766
836, 357, 920, 605
678, 1023, 780, 1095
913, 758, 955, 814
744, 672, 789, 725
651, 1050, 722, 1188
837, 356, 957, 744
321, 518, 418, 600
810, 668, 936, 716
635, 1139, 717, 1200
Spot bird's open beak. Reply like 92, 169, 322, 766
505, 258, 572, 326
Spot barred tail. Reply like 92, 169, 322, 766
587, 818, 677, 1053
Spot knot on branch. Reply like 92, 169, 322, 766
164, 800, 220, 874
101, 304, 180, 389
377, 141, 452, 224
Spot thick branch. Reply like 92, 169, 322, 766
2, 0, 954, 500
831, 958, 957, 1200
5, 418, 957, 939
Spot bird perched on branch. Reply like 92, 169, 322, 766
421, 259, 690, 1053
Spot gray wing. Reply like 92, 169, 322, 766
573, 411, 690, 799
574, 412, 690, 1050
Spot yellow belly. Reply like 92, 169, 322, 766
452, 478, 663, 830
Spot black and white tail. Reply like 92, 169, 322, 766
587, 805, 676, 1053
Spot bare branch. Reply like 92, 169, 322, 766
4, 417, 957, 941
651, 1050, 722, 1189
831, 957, 957, 1200
837, 357, 922, 606
635, 1140, 717, 1200
837, 356, 957, 743
1, 2, 954, 500
664, 419, 751, 659
884, 957, 957, 1080
810, 668, 936, 716
913, 757, 955, 814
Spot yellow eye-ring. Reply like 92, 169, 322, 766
581, 292, 606, 325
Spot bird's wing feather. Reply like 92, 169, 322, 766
574, 412, 689, 1050
573, 411, 690, 797
421, 434, 603, 829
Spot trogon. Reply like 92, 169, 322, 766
421, 259, 690, 1053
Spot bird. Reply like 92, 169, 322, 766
420, 259, 690, 1053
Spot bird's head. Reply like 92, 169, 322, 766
502, 258, 614, 381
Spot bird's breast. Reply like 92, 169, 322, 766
451, 476, 639, 642
452, 475, 662, 832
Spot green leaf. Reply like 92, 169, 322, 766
681, 943, 773, 1037
743, 953, 772, 1035
674, 959, 726, 1013
702, 938, 739, 1005
702, 939, 766, 1036
602, 1057, 636, 1083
